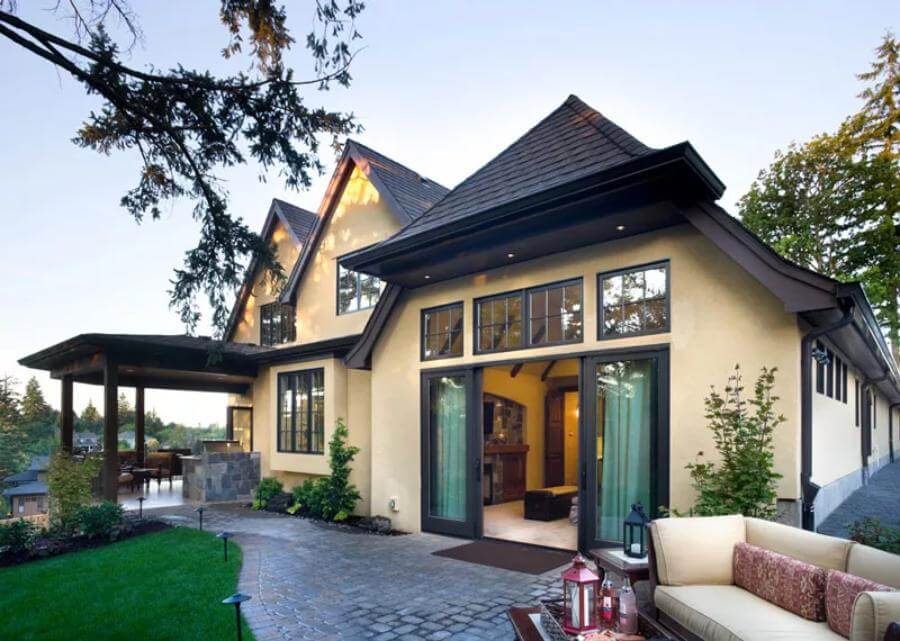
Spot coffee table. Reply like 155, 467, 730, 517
507, 606, 675, 640
589, 548, 649, 587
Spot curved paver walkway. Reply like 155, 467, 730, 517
145, 504, 562, 641
818, 460, 900, 538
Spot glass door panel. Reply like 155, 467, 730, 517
227, 406, 253, 452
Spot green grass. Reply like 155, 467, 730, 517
0, 527, 255, 641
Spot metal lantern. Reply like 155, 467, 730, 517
623, 502, 649, 558
561, 554, 599, 635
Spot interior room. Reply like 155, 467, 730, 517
481, 358, 580, 550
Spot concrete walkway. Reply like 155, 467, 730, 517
818, 460, 900, 538
144, 504, 563, 641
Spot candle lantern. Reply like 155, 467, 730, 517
561, 554, 599, 635
623, 502, 649, 558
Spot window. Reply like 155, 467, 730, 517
834, 355, 843, 402
815, 341, 825, 394
826, 349, 834, 398
475, 292, 524, 353
528, 279, 583, 346
842, 362, 848, 404
277, 369, 325, 454
338, 264, 384, 314
599, 263, 669, 338
422, 303, 464, 360
855, 379, 860, 426
260, 303, 295, 346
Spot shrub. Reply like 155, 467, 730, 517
680, 365, 785, 519
0, 518, 37, 554
76, 501, 124, 539
47, 453, 102, 531
290, 419, 360, 522
848, 517, 900, 554
252, 477, 283, 510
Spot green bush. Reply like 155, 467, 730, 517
679, 365, 785, 519
848, 517, 900, 554
47, 453, 102, 531
289, 418, 360, 522
0, 519, 37, 554
76, 501, 124, 538
252, 477, 283, 510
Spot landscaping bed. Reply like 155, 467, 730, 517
252, 495, 407, 535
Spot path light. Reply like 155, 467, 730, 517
195, 506, 205, 531
221, 593, 251, 641
218, 531, 233, 562
136, 496, 146, 520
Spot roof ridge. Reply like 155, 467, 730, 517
346, 139, 450, 192
271, 197, 317, 217
561, 95, 647, 158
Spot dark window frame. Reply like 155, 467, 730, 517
473, 291, 525, 354
842, 361, 848, 404
260, 302, 296, 346
276, 368, 325, 455
826, 349, 834, 398
598, 261, 671, 340
336, 262, 384, 315
420, 302, 465, 361
525, 277, 584, 348
855, 378, 860, 426
815, 340, 825, 395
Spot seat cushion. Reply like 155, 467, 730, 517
733, 542, 827, 621
746, 518, 853, 571
825, 569, 895, 638
655, 585, 844, 641
846, 544, 900, 590
651, 515, 746, 586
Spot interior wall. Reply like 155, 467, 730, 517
564, 391, 579, 486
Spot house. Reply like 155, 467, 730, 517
20, 95, 899, 550
2, 456, 49, 517
74, 431, 100, 452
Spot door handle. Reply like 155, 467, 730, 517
474, 457, 481, 474
581, 463, 587, 490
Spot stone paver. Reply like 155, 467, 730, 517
145, 504, 563, 640
818, 460, 900, 538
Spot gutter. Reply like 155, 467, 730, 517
801, 304, 854, 531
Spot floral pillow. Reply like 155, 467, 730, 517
733, 542, 828, 621
825, 569, 895, 638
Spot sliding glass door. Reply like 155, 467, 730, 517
582, 350, 668, 548
421, 369, 482, 537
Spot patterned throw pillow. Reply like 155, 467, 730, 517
733, 542, 828, 621
825, 569, 895, 638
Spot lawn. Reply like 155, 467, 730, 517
0, 527, 255, 641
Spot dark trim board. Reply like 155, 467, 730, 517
596, 259, 672, 341
420, 300, 465, 362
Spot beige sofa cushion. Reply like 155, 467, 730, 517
651, 515, 745, 586
745, 517, 853, 571
847, 544, 900, 589
850, 591, 900, 641
655, 585, 844, 641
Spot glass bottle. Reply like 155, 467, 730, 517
618, 578, 638, 634
599, 576, 615, 626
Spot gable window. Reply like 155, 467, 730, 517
278, 369, 325, 454
422, 303, 464, 360
528, 279, 583, 346
338, 264, 384, 314
476, 292, 524, 353
260, 303, 295, 346
599, 263, 669, 338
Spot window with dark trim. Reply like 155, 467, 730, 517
834, 355, 843, 402
815, 341, 825, 394
337, 264, 384, 314
475, 292, 524, 353
260, 303, 296, 346
841, 361, 848, 404
277, 368, 325, 454
528, 279, 583, 346
599, 263, 669, 338
873, 394, 877, 429
826, 349, 834, 398
422, 303, 464, 360
855, 379, 860, 426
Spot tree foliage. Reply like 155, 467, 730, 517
47, 452, 102, 532
0, 1, 365, 333
290, 418, 360, 521
739, 33, 900, 359
0, 376, 27, 481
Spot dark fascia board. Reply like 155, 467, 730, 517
344, 284, 404, 369
252, 334, 361, 365
341, 142, 724, 273
838, 282, 900, 381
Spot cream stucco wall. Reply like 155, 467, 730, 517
872, 391, 891, 465
369, 223, 804, 533
811, 341, 862, 487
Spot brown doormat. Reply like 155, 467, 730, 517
433, 539, 574, 575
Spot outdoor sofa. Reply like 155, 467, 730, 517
647, 514, 900, 641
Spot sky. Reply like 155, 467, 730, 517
0, 1, 895, 425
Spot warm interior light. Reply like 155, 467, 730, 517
507, 253, 515, 259
424, 275, 431, 280
616, 225, 626, 231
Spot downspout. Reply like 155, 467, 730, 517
860, 369, 890, 478
801, 304, 854, 531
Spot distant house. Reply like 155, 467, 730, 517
118, 431, 135, 449
74, 432, 100, 452
3, 456, 49, 517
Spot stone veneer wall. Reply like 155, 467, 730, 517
183, 451, 261, 502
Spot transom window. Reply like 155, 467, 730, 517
260, 303, 295, 346
422, 303, 464, 360
599, 263, 669, 338
476, 292, 524, 353
277, 369, 325, 454
338, 264, 384, 314
527, 279, 583, 346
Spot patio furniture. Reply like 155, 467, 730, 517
646, 515, 900, 641
117, 472, 135, 492
144, 452, 174, 487
524, 485, 577, 521
589, 547, 650, 588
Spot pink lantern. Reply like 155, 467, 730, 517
562, 554, 599, 634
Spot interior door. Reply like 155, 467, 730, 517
545, 390, 565, 487
421, 369, 482, 538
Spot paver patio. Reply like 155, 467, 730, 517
818, 460, 900, 538
144, 504, 563, 641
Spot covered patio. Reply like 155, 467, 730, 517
19, 334, 270, 501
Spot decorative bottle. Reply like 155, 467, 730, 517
617, 578, 638, 634
599, 576, 615, 626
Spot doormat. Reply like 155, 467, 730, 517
433, 539, 573, 575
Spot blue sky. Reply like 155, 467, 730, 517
0, 2, 894, 425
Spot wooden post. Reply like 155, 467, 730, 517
60, 375, 74, 452
135, 386, 145, 465
102, 359, 119, 502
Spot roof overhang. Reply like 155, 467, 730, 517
340, 143, 724, 288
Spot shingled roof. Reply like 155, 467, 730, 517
273, 198, 318, 243
382, 95, 655, 244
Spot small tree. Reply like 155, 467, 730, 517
290, 418, 360, 522
684, 365, 785, 519
47, 453, 102, 531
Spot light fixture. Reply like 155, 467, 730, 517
221, 593, 252, 641
507, 252, 515, 259
136, 496, 146, 519
616, 225, 626, 231
195, 506, 206, 531
218, 531, 233, 562
424, 275, 431, 280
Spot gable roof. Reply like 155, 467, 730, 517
3, 481, 47, 498
273, 198, 318, 243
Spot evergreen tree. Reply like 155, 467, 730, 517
76, 400, 103, 433
0, 375, 26, 479
117, 392, 135, 429
20, 377, 52, 424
